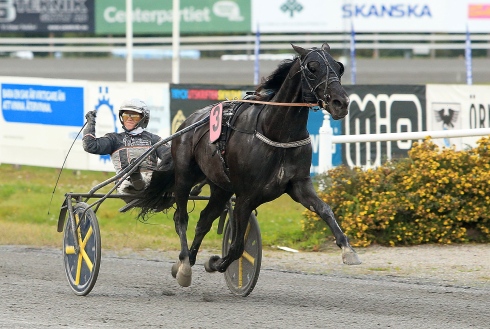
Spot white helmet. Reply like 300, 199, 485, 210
119, 98, 150, 131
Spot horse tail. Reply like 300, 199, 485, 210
135, 150, 175, 220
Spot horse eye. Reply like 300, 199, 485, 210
306, 61, 319, 72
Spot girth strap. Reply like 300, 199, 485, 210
255, 132, 311, 148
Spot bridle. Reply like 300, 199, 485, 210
298, 48, 341, 109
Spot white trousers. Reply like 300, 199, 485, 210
116, 172, 153, 194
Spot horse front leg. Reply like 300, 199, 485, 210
204, 199, 251, 273
287, 178, 361, 265
171, 190, 193, 287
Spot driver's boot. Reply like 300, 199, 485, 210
130, 171, 145, 191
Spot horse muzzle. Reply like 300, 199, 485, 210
321, 95, 349, 120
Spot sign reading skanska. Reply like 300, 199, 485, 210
1, 84, 84, 126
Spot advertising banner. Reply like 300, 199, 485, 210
0, 0, 94, 32
342, 85, 426, 168
169, 83, 254, 133
341, 0, 490, 33
426, 84, 490, 150
252, 0, 490, 33
95, 0, 250, 35
0, 77, 88, 169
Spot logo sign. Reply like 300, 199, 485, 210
252, 0, 335, 33
280, 0, 303, 17
343, 85, 426, 168
213, 1, 244, 21
210, 103, 223, 142
431, 102, 462, 148
0, 0, 94, 32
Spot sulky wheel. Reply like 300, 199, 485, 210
222, 213, 262, 297
62, 202, 101, 296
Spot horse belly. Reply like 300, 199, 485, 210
228, 146, 295, 199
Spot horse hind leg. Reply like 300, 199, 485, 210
188, 184, 233, 267
205, 199, 252, 273
287, 179, 361, 265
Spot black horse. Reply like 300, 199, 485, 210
140, 43, 361, 287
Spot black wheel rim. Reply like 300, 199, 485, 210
222, 214, 262, 297
63, 202, 101, 296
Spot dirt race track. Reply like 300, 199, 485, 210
1, 244, 489, 329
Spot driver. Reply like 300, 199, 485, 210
82, 98, 169, 194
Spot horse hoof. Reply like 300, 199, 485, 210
342, 246, 362, 265
176, 262, 192, 287
204, 255, 220, 273
171, 261, 180, 278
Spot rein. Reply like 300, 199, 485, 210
223, 98, 318, 108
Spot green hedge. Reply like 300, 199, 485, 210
303, 137, 490, 247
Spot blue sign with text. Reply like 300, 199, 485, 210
307, 109, 342, 174
1, 83, 84, 126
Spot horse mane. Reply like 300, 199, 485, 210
255, 57, 298, 100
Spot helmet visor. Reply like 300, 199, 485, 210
121, 112, 142, 122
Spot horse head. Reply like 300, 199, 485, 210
292, 43, 349, 120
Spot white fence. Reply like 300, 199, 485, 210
1, 33, 490, 56
318, 111, 490, 172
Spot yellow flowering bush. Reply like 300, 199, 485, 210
303, 137, 490, 247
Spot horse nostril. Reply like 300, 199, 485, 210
332, 99, 342, 108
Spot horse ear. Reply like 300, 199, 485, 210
291, 43, 308, 57
337, 61, 345, 76
322, 43, 331, 51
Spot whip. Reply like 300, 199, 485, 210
47, 121, 87, 215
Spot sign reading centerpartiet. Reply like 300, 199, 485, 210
95, 0, 251, 34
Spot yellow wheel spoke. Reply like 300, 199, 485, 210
241, 250, 255, 265
80, 226, 93, 249
244, 222, 251, 243
80, 247, 94, 271
75, 252, 83, 285
72, 212, 96, 285
65, 246, 76, 254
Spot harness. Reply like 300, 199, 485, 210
209, 92, 310, 173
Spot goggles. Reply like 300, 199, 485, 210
121, 112, 142, 122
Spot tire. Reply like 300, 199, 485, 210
62, 202, 101, 296
222, 213, 262, 297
